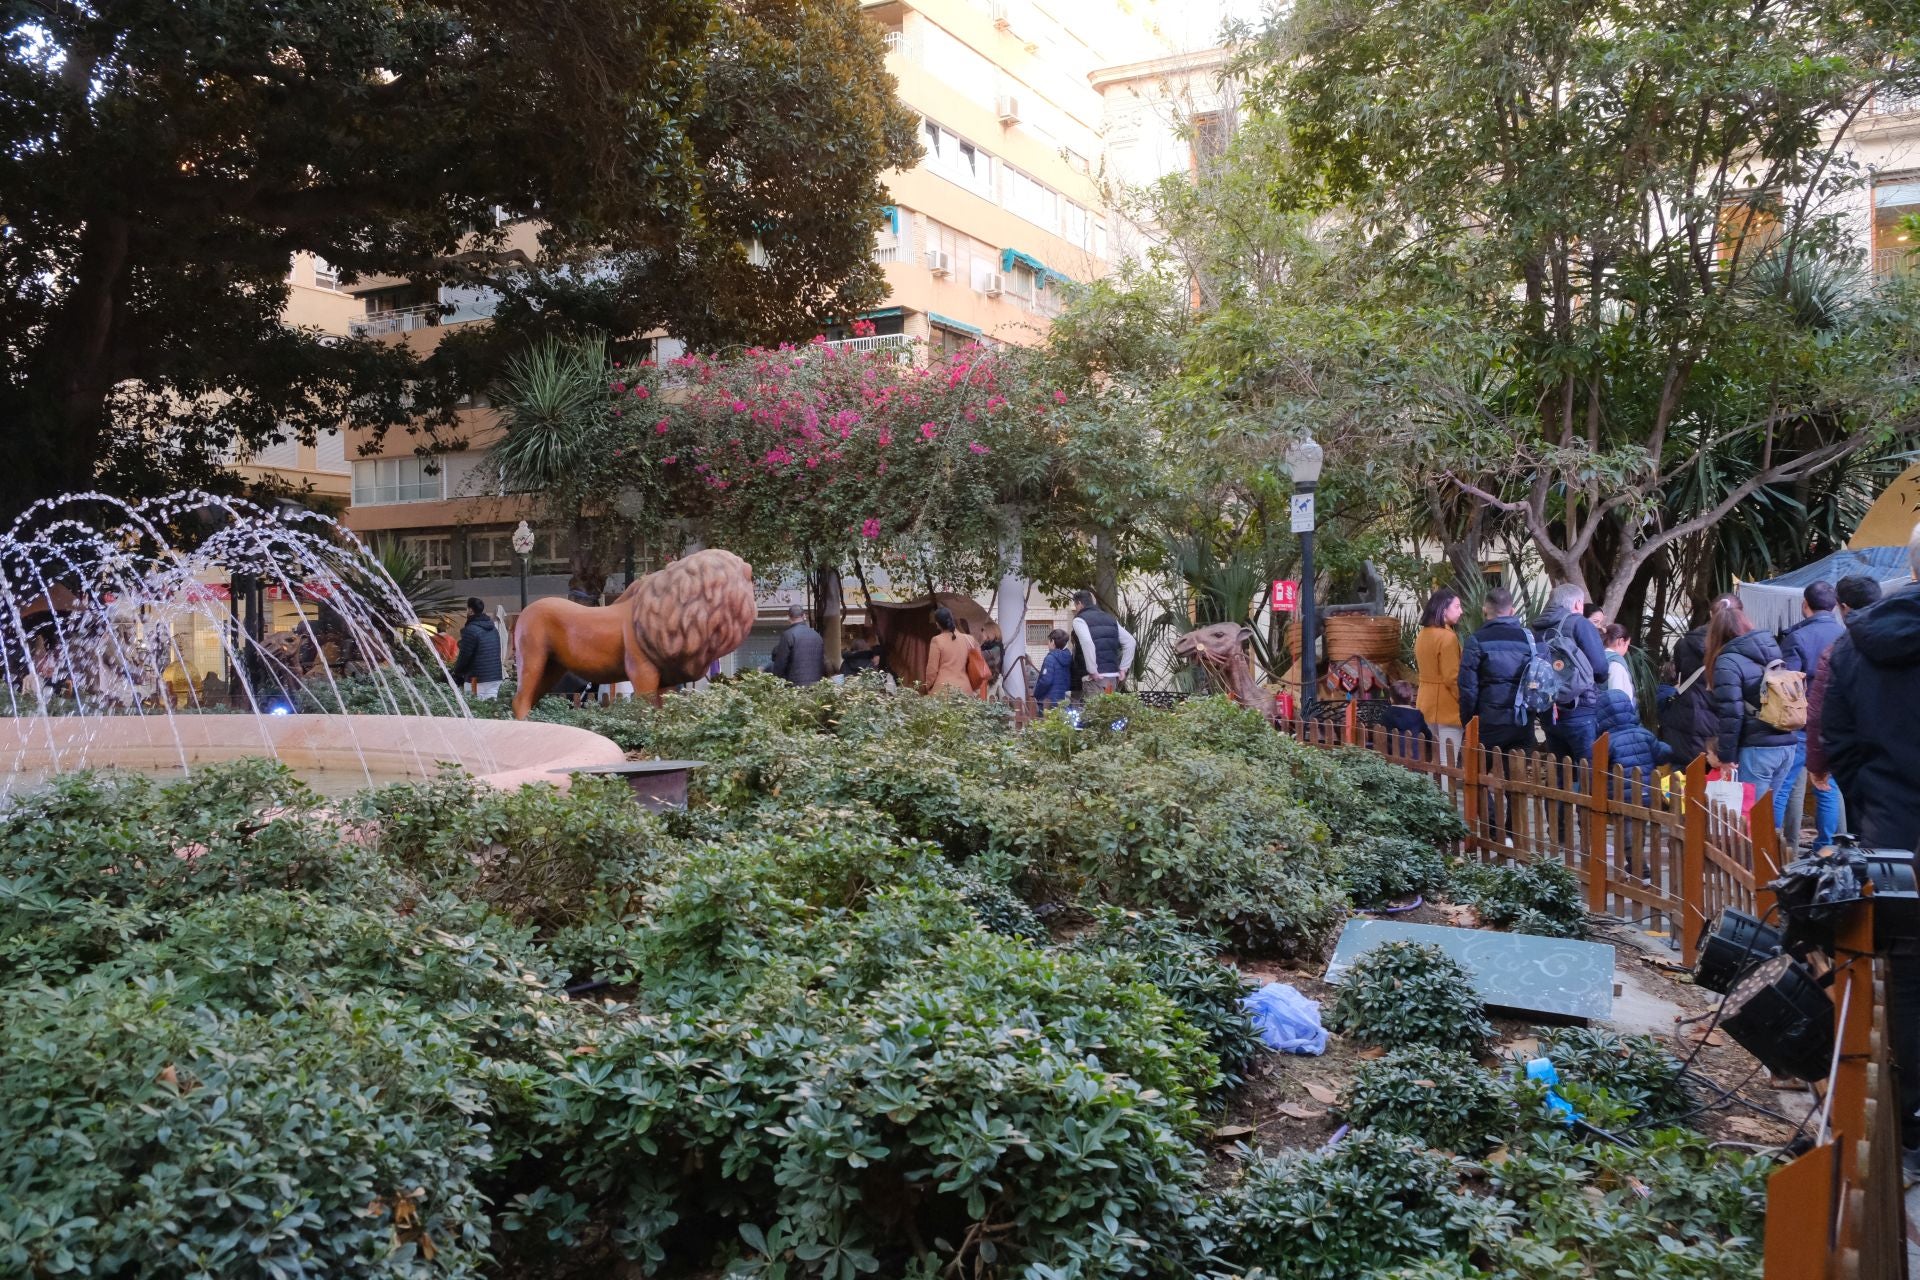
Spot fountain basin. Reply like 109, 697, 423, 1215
1, 714, 627, 798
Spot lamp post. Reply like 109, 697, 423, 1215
511, 520, 534, 610
1285, 437, 1324, 711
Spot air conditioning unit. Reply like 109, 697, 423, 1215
927, 250, 953, 277
983, 273, 1006, 296
996, 95, 1021, 125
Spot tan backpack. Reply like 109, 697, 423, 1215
1755, 660, 1808, 732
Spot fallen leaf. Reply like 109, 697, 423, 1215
1304, 1082, 1340, 1105
1412, 1079, 1437, 1088
1358, 1045, 1387, 1060
1212, 1124, 1254, 1139
157, 1064, 179, 1089
1500, 1037, 1540, 1058
1277, 1102, 1326, 1120
1484, 1144, 1511, 1166
1689, 1028, 1729, 1048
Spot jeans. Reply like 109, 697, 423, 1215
1775, 739, 1845, 850
1543, 708, 1598, 761
1737, 744, 1796, 836
472, 680, 502, 701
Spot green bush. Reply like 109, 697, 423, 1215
1281, 743, 1468, 847
1341, 834, 1453, 909
1453, 859, 1588, 939
1339, 1049, 1509, 1154
0, 980, 497, 1279
1525, 1027, 1695, 1126
1326, 941, 1492, 1053
1070, 908, 1263, 1093
1213, 1129, 1507, 1280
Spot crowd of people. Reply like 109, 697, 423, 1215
1399, 523, 1920, 857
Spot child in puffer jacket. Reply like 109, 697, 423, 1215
1597, 688, 1674, 802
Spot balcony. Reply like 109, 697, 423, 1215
1868, 89, 1920, 117
348, 290, 500, 338
823, 334, 916, 359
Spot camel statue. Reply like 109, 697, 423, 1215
1173, 622, 1279, 725
510, 548, 757, 719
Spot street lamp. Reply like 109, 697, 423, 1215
511, 520, 534, 610
1286, 437, 1324, 711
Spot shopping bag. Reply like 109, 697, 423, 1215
1705, 767, 1751, 824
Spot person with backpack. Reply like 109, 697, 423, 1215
1769, 580, 1847, 844
1705, 601, 1803, 834
1527, 583, 1610, 760
1459, 587, 1536, 843
1659, 593, 1740, 763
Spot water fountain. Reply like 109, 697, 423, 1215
0, 491, 623, 800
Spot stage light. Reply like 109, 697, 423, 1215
1695, 909, 1784, 995
1721, 953, 1834, 1082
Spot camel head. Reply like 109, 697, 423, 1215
1173, 622, 1255, 666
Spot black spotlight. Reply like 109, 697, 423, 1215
1695, 909, 1784, 995
1721, 953, 1835, 1082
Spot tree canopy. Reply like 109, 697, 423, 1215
0, 0, 917, 520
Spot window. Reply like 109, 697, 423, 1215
1873, 178, 1920, 279
1003, 166, 1059, 233
311, 256, 340, 290
351, 456, 443, 505
922, 120, 994, 199
468, 528, 567, 577
399, 534, 453, 579
1189, 111, 1231, 174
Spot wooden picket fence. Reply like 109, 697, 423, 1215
1277, 702, 1904, 1279
1280, 707, 1782, 965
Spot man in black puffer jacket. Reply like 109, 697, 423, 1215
1530, 583, 1611, 761
1458, 587, 1535, 752
450, 597, 504, 700
1710, 620, 1796, 823
1821, 530, 1920, 1175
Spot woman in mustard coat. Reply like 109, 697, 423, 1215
1415, 588, 1465, 764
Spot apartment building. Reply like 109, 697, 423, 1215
1847, 90, 1920, 284
330, 0, 1190, 632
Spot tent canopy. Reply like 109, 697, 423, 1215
1850, 462, 1920, 549
1736, 545, 1911, 634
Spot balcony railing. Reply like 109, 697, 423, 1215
348, 294, 499, 338
1868, 89, 1920, 116
874, 243, 904, 263
349, 304, 443, 337
823, 334, 915, 357
1871, 247, 1917, 278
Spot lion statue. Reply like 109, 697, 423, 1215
511, 548, 757, 719
1173, 622, 1279, 725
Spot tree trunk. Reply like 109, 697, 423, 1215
1095, 529, 1118, 611
815, 563, 844, 671
996, 508, 1027, 700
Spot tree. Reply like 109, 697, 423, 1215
0, 0, 918, 520
1252, 0, 1920, 616
491, 337, 626, 600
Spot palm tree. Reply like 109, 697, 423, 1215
493, 336, 614, 598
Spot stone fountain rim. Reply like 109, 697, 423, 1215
0, 712, 627, 792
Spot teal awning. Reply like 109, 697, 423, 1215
859, 306, 904, 319
928, 312, 984, 337
999, 247, 1069, 289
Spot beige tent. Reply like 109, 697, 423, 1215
1850, 463, 1920, 549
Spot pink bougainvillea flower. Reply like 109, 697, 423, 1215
919, 422, 938, 441
1053, 389, 1067, 404
968, 441, 990, 454
611, 381, 628, 393
877, 428, 892, 447
662, 456, 677, 465
805, 456, 820, 469
764, 447, 793, 466
613, 359, 623, 368
987, 396, 1006, 410
612, 408, 623, 417
633, 386, 649, 399
656, 420, 670, 433
861, 517, 881, 539
731, 400, 748, 412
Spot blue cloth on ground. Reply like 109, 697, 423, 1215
1243, 982, 1327, 1055
1526, 1057, 1578, 1124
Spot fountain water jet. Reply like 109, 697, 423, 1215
0, 490, 621, 799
